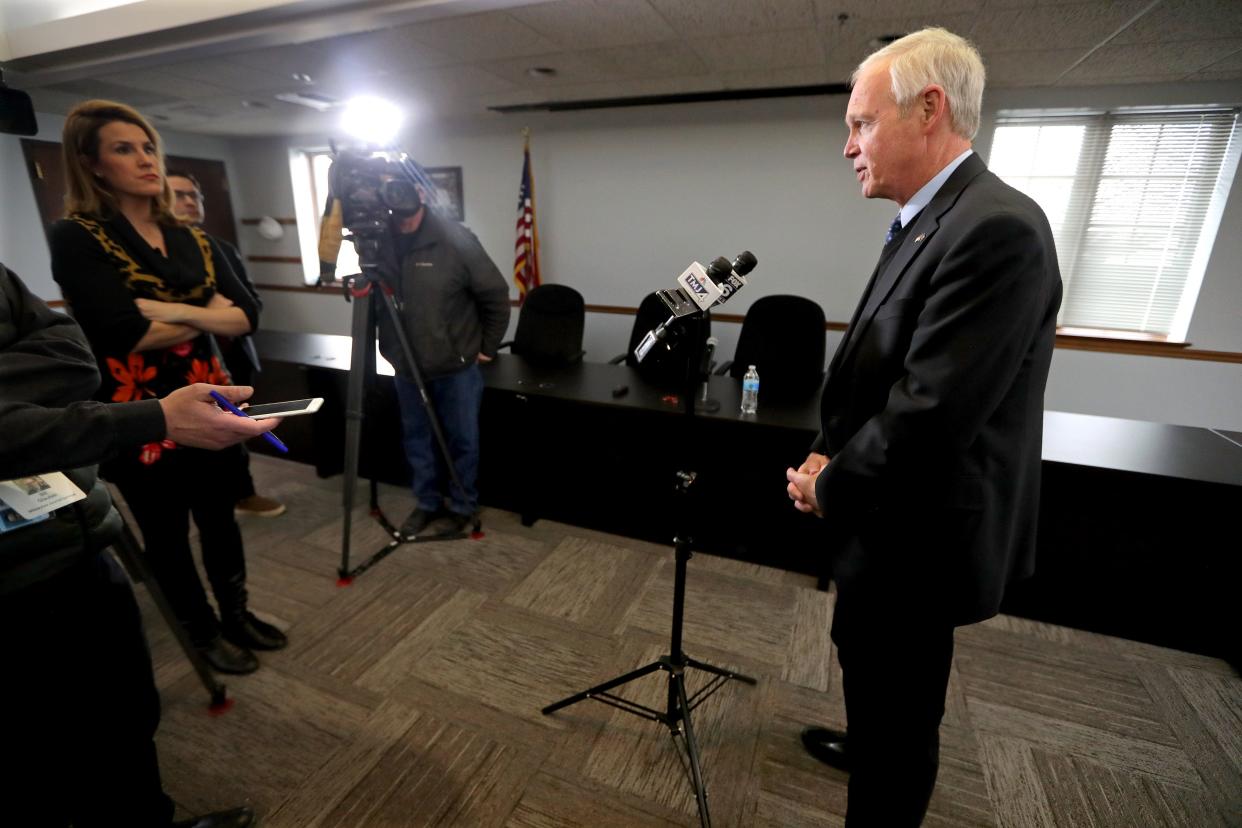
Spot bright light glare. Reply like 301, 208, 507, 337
340, 96, 404, 145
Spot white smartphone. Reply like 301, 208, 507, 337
243, 398, 324, 420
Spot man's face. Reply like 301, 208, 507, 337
167, 175, 204, 224
844, 61, 926, 205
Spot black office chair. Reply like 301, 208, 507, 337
608, 291, 711, 390
716, 294, 826, 401
498, 284, 586, 366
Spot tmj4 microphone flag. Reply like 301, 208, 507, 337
514, 130, 541, 303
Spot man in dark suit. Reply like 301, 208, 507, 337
785, 28, 1063, 826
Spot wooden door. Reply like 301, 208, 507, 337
19, 139, 239, 246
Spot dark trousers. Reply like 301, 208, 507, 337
108, 446, 249, 645
1, 552, 175, 827
394, 365, 483, 515
832, 593, 956, 827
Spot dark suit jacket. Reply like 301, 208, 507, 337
209, 236, 262, 377
814, 153, 1063, 626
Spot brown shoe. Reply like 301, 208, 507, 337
235, 494, 286, 517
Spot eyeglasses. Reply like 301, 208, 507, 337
172, 188, 203, 202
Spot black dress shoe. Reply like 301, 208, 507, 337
197, 636, 259, 675
222, 612, 288, 651
172, 805, 255, 828
445, 510, 473, 532
400, 507, 441, 538
801, 726, 851, 771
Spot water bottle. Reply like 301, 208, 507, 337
741, 364, 759, 415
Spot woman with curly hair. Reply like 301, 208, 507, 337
50, 99, 286, 674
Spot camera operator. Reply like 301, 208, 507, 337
377, 188, 510, 537
0, 264, 270, 827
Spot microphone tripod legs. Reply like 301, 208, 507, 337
540, 475, 756, 828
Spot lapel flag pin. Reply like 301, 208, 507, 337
914, 233, 927, 243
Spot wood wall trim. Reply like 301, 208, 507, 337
240, 217, 298, 226
248, 255, 304, 264
250, 283, 1240, 363
1054, 336, 1241, 362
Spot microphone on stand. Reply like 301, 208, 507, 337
636, 252, 757, 363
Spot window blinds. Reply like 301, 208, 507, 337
990, 108, 1240, 338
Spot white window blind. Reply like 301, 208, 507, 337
989, 107, 1241, 340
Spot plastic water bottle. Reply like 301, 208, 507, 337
741, 364, 759, 415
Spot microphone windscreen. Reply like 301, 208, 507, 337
732, 251, 757, 276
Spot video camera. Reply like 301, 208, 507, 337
319, 145, 424, 285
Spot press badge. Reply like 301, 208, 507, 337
0, 472, 87, 520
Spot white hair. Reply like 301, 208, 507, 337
852, 27, 986, 140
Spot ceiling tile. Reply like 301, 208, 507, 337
717, 64, 833, 89
393, 64, 518, 99
982, 0, 1122, 7
402, 10, 561, 61
812, 0, 982, 22
161, 59, 295, 94
1184, 68, 1242, 81
227, 43, 336, 79
1055, 72, 1189, 86
41, 79, 173, 107
970, 1, 1153, 53
509, 0, 678, 49
487, 74, 724, 107
577, 41, 712, 80
824, 13, 978, 68
1199, 47, 1242, 72
97, 70, 235, 100
326, 29, 457, 74
1113, 0, 1242, 45
480, 51, 611, 87
982, 48, 1089, 87
690, 28, 827, 73
647, 0, 817, 37
1063, 38, 1242, 80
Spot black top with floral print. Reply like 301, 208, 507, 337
49, 213, 260, 465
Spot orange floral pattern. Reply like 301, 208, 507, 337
107, 354, 158, 402
185, 356, 230, 386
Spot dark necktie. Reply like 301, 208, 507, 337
884, 214, 903, 246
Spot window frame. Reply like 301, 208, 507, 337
988, 105, 1241, 344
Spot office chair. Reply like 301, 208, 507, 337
498, 284, 586, 366
609, 291, 712, 389
716, 294, 826, 401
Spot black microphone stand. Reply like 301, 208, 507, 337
541, 311, 755, 828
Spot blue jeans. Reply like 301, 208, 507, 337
394, 364, 483, 516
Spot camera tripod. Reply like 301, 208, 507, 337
541, 313, 755, 827
336, 267, 481, 584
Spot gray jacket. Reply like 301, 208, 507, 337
377, 210, 511, 380
0, 266, 164, 593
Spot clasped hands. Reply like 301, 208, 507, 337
786, 451, 828, 517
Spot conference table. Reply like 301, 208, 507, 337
251, 330, 1241, 662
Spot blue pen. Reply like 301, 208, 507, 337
209, 390, 289, 453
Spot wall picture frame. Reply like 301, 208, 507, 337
425, 166, 464, 221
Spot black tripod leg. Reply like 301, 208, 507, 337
111, 522, 228, 710
541, 660, 665, 715
674, 671, 712, 828
684, 655, 758, 685
339, 286, 374, 580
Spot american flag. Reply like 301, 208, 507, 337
514, 135, 541, 303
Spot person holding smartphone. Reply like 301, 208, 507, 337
49, 99, 287, 675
